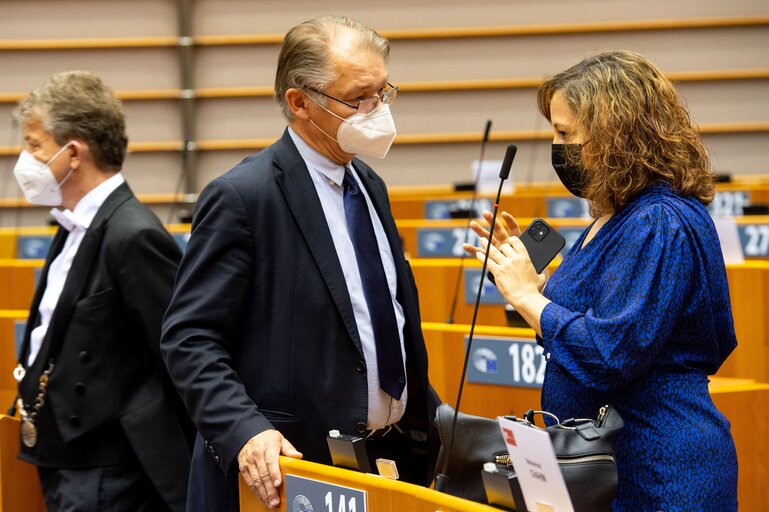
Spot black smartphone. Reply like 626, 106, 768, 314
518, 218, 566, 273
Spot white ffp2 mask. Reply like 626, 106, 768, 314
311, 102, 397, 159
13, 143, 73, 206
335, 104, 397, 159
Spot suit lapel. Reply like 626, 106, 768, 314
39, 225, 105, 362
272, 131, 364, 356
38, 183, 133, 362
19, 226, 69, 366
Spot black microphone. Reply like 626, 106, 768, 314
435, 143, 517, 493
499, 144, 517, 180
446, 120, 493, 324
477, 120, 493, 186
482, 119, 492, 146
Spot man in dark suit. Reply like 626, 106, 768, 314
161, 14, 439, 511
12, 71, 192, 512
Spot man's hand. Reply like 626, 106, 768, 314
237, 429, 303, 509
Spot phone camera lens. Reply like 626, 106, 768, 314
528, 222, 549, 242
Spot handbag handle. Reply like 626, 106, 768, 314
523, 409, 593, 430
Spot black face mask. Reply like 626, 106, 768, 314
551, 143, 586, 198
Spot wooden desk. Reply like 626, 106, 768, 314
388, 176, 769, 220
239, 456, 499, 512
0, 314, 763, 510
390, 185, 562, 220
0, 416, 45, 511
422, 322, 539, 418
396, 216, 769, 260
0, 251, 767, 380
0, 260, 40, 311
411, 259, 769, 383
1, 252, 767, 379
422, 322, 768, 511
709, 377, 769, 512
0, 225, 191, 259
0, 311, 27, 409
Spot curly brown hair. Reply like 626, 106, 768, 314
537, 50, 715, 215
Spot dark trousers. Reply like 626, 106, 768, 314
38, 462, 167, 512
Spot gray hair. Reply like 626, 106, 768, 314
274, 15, 390, 120
14, 70, 128, 171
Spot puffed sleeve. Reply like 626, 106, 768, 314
540, 204, 693, 391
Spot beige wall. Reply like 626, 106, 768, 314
1, 0, 768, 225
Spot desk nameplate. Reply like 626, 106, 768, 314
285, 474, 367, 512
466, 336, 546, 389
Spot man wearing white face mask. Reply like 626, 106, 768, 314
12, 71, 193, 512
161, 15, 439, 511
13, 142, 75, 206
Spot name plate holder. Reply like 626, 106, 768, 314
326, 430, 371, 473
285, 474, 367, 512
497, 417, 575, 512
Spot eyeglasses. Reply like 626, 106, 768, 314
304, 83, 398, 114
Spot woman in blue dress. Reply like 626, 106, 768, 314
465, 50, 738, 511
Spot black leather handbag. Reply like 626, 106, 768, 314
434, 403, 623, 512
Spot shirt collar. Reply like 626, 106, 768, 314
50, 173, 125, 231
287, 127, 349, 187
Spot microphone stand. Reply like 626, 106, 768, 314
435, 144, 517, 492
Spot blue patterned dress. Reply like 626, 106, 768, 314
539, 184, 738, 511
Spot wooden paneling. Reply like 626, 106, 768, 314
0, 311, 27, 405
0, 261, 38, 310
411, 259, 769, 383
388, 178, 769, 220
0, 416, 45, 512
423, 323, 769, 512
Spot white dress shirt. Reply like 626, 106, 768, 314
27, 173, 125, 366
288, 128, 407, 429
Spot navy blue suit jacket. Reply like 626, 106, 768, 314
161, 130, 438, 510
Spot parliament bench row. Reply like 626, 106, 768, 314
0, 318, 766, 511
2, 255, 769, 381
2, 210, 769, 261
386, 179, 769, 220
2, 173, 769, 220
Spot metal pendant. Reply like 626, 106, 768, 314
13, 364, 25, 383
21, 418, 38, 448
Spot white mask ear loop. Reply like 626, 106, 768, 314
303, 91, 347, 143
308, 118, 341, 144
56, 166, 75, 190
48, 142, 75, 189
45, 141, 73, 166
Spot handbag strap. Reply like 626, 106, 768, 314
524, 408, 609, 441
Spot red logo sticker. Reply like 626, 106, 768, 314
503, 427, 516, 447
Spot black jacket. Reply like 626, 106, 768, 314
18, 182, 192, 512
161, 130, 439, 510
